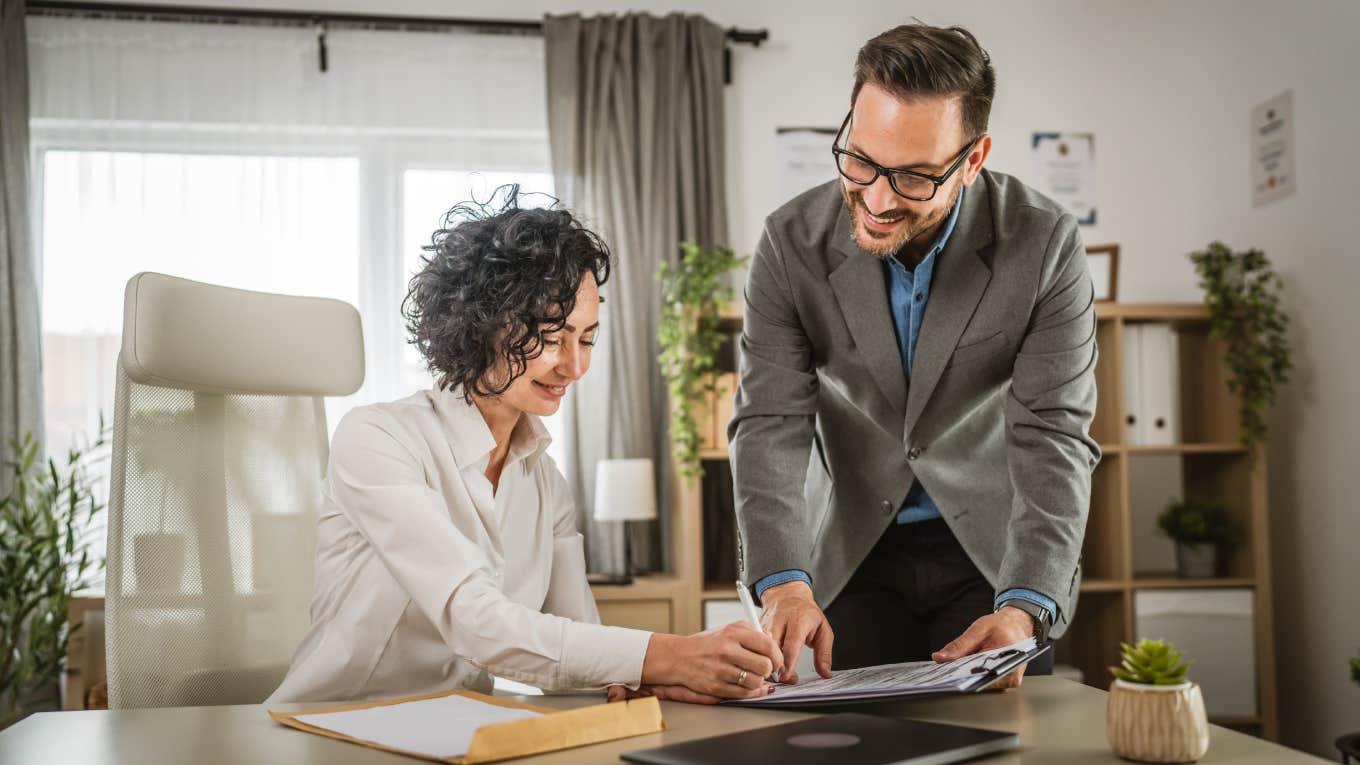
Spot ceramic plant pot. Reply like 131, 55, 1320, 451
1175, 543, 1219, 578
1107, 679, 1210, 762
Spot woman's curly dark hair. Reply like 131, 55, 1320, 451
402, 185, 611, 402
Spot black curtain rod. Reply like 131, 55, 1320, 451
25, 1, 770, 45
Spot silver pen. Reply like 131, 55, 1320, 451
736, 579, 781, 682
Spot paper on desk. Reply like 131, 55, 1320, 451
738, 637, 1038, 706
293, 693, 541, 759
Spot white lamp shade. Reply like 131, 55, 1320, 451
593, 459, 658, 522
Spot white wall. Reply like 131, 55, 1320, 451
82, 0, 1360, 755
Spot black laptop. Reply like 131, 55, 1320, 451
620, 713, 1018, 765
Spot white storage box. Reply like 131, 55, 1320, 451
1134, 588, 1256, 718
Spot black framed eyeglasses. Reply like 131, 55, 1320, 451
831, 111, 979, 202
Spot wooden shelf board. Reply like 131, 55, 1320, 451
589, 574, 685, 602
701, 586, 737, 601
1131, 577, 1255, 590
1078, 579, 1126, 593
1097, 443, 1122, 455
1123, 443, 1248, 455
698, 449, 729, 461
1096, 303, 1209, 321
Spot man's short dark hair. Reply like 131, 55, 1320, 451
401, 185, 611, 402
851, 23, 996, 140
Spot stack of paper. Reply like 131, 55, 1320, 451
291, 694, 541, 760
731, 638, 1038, 707
270, 689, 664, 763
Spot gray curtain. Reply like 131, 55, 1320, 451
1, 0, 43, 493
544, 13, 728, 574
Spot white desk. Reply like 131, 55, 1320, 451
0, 677, 1324, 764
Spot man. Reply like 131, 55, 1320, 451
730, 23, 1100, 688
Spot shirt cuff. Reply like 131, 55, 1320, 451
752, 569, 812, 603
561, 622, 651, 691
995, 588, 1058, 619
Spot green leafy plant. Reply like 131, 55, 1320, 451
0, 427, 107, 728
1351, 649, 1360, 687
1156, 499, 1240, 549
658, 242, 748, 478
1110, 638, 1192, 685
1189, 242, 1291, 455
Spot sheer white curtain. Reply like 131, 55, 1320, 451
27, 17, 557, 575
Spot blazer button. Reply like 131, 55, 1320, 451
881, 500, 893, 515
907, 446, 922, 460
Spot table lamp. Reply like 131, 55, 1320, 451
590, 458, 657, 585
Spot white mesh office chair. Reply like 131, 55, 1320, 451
105, 272, 364, 708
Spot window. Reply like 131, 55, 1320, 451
41, 150, 362, 460
29, 18, 557, 579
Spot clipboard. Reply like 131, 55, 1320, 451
723, 642, 1053, 709
270, 688, 664, 763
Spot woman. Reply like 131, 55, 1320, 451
268, 189, 780, 705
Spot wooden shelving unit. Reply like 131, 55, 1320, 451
1057, 303, 1278, 739
596, 301, 1276, 740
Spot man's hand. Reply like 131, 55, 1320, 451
932, 606, 1035, 689
759, 580, 834, 684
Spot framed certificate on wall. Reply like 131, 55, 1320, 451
1086, 244, 1119, 303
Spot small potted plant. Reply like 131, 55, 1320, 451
1157, 500, 1239, 578
1107, 639, 1209, 762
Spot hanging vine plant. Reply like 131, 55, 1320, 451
1189, 242, 1291, 455
658, 242, 748, 479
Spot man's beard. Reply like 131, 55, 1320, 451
840, 183, 960, 259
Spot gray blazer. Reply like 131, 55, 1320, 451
729, 170, 1100, 639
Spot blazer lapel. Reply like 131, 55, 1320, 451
904, 181, 996, 440
827, 205, 907, 423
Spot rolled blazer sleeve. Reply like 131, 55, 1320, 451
327, 410, 650, 691
729, 223, 821, 586
998, 213, 1102, 614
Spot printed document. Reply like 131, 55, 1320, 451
734, 637, 1038, 706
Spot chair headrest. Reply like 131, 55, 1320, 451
120, 272, 365, 396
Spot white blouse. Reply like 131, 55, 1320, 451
267, 388, 651, 703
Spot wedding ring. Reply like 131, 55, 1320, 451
736, 669, 748, 686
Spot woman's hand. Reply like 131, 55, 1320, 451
639, 622, 783, 701
607, 684, 724, 705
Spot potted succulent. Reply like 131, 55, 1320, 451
1157, 500, 1240, 578
1107, 639, 1209, 762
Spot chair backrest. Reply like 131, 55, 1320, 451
105, 272, 364, 708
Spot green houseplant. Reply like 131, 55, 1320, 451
1189, 242, 1291, 456
1351, 648, 1360, 687
658, 242, 748, 478
1157, 499, 1240, 578
0, 428, 107, 728
1106, 638, 1209, 762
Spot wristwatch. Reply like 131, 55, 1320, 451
997, 598, 1052, 643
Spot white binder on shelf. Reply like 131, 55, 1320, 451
1123, 324, 1144, 445
1137, 323, 1182, 445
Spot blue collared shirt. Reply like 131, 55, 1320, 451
883, 187, 960, 525
752, 188, 1058, 626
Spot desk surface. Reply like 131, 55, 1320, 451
0, 677, 1322, 764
